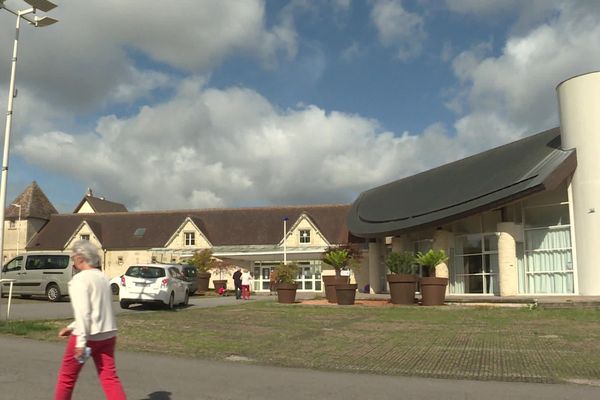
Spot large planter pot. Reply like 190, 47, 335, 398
276, 282, 298, 304
323, 276, 349, 303
387, 274, 417, 305
335, 283, 358, 305
213, 279, 227, 293
420, 277, 449, 306
197, 272, 211, 294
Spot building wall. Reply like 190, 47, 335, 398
165, 220, 211, 250
76, 201, 95, 213
285, 218, 329, 247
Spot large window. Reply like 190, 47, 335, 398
521, 202, 573, 294
453, 234, 499, 294
184, 232, 195, 246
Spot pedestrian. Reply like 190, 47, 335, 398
232, 267, 242, 300
54, 240, 126, 400
241, 269, 253, 300
269, 270, 278, 295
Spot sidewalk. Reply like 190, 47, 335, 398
1, 336, 599, 400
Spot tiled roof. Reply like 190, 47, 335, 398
5, 181, 58, 220
73, 195, 128, 213
27, 204, 357, 251
348, 127, 577, 237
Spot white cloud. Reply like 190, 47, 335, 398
0, 0, 297, 113
16, 78, 433, 209
445, 1, 600, 149
370, 0, 426, 61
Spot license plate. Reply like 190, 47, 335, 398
135, 282, 148, 287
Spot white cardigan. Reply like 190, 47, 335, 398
67, 268, 117, 348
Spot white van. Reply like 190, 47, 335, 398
1, 252, 73, 302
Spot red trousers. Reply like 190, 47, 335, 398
55, 334, 126, 400
242, 284, 250, 299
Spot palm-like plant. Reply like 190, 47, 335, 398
415, 249, 448, 277
323, 245, 361, 278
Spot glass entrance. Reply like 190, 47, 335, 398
452, 234, 499, 294
253, 261, 322, 292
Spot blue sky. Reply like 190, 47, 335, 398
1, 0, 600, 212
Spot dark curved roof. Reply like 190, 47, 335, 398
348, 127, 577, 238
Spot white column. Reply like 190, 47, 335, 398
368, 239, 383, 293
391, 235, 411, 253
497, 222, 519, 296
432, 230, 451, 279
557, 72, 600, 295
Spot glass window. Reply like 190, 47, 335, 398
25, 255, 69, 270
299, 229, 311, 244
126, 266, 166, 278
4, 256, 23, 272
185, 232, 195, 246
80, 234, 90, 241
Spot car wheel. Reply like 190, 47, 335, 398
111, 283, 119, 295
181, 291, 189, 306
119, 300, 130, 309
167, 292, 175, 310
46, 284, 62, 302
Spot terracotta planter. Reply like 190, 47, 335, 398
197, 272, 211, 293
387, 274, 417, 305
323, 276, 349, 303
420, 277, 448, 306
213, 279, 227, 293
335, 283, 358, 305
276, 282, 298, 304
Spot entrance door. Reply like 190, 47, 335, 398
453, 234, 499, 294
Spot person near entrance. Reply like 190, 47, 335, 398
54, 240, 126, 400
269, 269, 278, 295
241, 269, 253, 300
233, 268, 242, 299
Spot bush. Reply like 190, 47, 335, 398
274, 263, 299, 284
385, 251, 416, 274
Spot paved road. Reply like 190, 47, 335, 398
0, 294, 260, 321
1, 336, 599, 400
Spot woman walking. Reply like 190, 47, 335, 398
241, 269, 253, 300
54, 240, 126, 400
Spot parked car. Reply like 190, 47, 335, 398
109, 275, 123, 295
173, 264, 199, 295
1, 252, 73, 302
118, 264, 189, 309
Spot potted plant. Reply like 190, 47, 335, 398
322, 245, 361, 305
415, 249, 449, 306
273, 263, 299, 304
211, 258, 231, 294
385, 251, 417, 305
186, 249, 213, 294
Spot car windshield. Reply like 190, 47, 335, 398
125, 266, 166, 279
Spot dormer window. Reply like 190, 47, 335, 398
299, 229, 311, 244
185, 232, 195, 246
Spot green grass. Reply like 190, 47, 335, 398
3, 302, 600, 383
0, 320, 55, 336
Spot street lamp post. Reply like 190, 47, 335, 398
0, 0, 57, 268
283, 217, 288, 265
11, 203, 21, 256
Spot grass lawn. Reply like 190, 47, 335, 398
2, 301, 600, 383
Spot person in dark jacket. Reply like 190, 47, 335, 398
233, 268, 242, 299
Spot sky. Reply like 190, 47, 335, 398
1, 0, 600, 213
